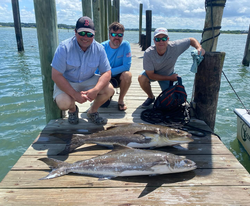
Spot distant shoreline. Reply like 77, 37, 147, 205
0, 22, 248, 34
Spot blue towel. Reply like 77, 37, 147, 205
191, 50, 204, 73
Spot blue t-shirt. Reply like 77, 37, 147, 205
51, 36, 111, 83
97, 40, 131, 77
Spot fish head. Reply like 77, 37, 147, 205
162, 128, 193, 144
165, 156, 197, 173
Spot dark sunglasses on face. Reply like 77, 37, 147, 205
110, 33, 124, 37
78, 31, 94, 38
154, 37, 168, 42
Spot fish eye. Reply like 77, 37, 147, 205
175, 129, 180, 133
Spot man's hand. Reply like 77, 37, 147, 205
197, 47, 206, 56
71, 92, 89, 104
168, 73, 179, 82
81, 88, 99, 102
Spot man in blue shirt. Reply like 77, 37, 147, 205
101, 22, 132, 111
52, 16, 114, 125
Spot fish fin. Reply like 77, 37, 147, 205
134, 130, 159, 135
112, 144, 133, 151
38, 158, 69, 169
57, 134, 89, 155
98, 176, 114, 181
38, 158, 70, 180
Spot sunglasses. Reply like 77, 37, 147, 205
110, 33, 124, 37
154, 37, 168, 42
78, 31, 94, 38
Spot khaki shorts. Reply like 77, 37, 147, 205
53, 74, 100, 100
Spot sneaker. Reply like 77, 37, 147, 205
87, 112, 107, 125
68, 105, 79, 124
141, 97, 155, 107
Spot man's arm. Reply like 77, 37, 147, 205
110, 43, 131, 76
189, 37, 206, 55
146, 70, 178, 82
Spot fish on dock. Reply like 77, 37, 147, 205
39, 144, 196, 180
58, 123, 193, 154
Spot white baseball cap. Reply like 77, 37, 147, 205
154, 27, 168, 37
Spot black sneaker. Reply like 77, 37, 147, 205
68, 105, 79, 124
141, 97, 155, 108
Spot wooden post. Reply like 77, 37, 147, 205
146, 10, 152, 49
141, 34, 146, 51
193, 52, 226, 131
112, 4, 118, 22
139, 3, 143, 44
103, 0, 108, 41
11, 0, 24, 52
113, 0, 120, 22
107, 0, 112, 26
92, 0, 102, 43
82, 0, 92, 18
200, 0, 226, 52
33, 0, 61, 123
100, 0, 105, 41
242, 25, 250, 66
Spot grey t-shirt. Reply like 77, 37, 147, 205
143, 38, 190, 76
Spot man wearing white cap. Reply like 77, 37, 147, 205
52, 16, 114, 125
138, 27, 205, 107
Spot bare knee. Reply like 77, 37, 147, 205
120, 71, 132, 84
102, 83, 115, 97
138, 74, 149, 85
55, 93, 74, 111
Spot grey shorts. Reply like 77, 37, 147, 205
141, 71, 173, 91
53, 74, 100, 100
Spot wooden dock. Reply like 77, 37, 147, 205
1, 44, 250, 205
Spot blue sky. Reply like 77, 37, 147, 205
0, 0, 249, 31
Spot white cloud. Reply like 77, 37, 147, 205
0, 0, 249, 30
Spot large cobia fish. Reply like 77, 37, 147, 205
58, 123, 193, 154
39, 144, 196, 180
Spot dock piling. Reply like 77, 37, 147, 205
200, 0, 226, 52
242, 25, 250, 67
139, 4, 143, 45
11, 0, 24, 52
193, 52, 226, 131
145, 10, 152, 50
33, 0, 61, 123
82, 0, 92, 18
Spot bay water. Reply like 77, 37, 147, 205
0, 27, 249, 182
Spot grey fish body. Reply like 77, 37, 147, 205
39, 145, 196, 180
59, 123, 193, 154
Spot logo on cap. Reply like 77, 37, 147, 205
84, 20, 89, 27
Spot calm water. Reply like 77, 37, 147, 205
0, 27, 249, 182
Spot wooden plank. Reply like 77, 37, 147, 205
11, 155, 245, 170
24, 143, 232, 156
1, 168, 250, 189
1, 187, 250, 205
34, 131, 222, 145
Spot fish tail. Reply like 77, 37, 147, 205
39, 158, 70, 180
58, 134, 88, 155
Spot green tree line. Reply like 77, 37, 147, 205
0, 22, 248, 34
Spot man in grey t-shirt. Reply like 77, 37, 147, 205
138, 27, 205, 107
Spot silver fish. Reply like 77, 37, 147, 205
39, 144, 196, 180
58, 123, 193, 154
